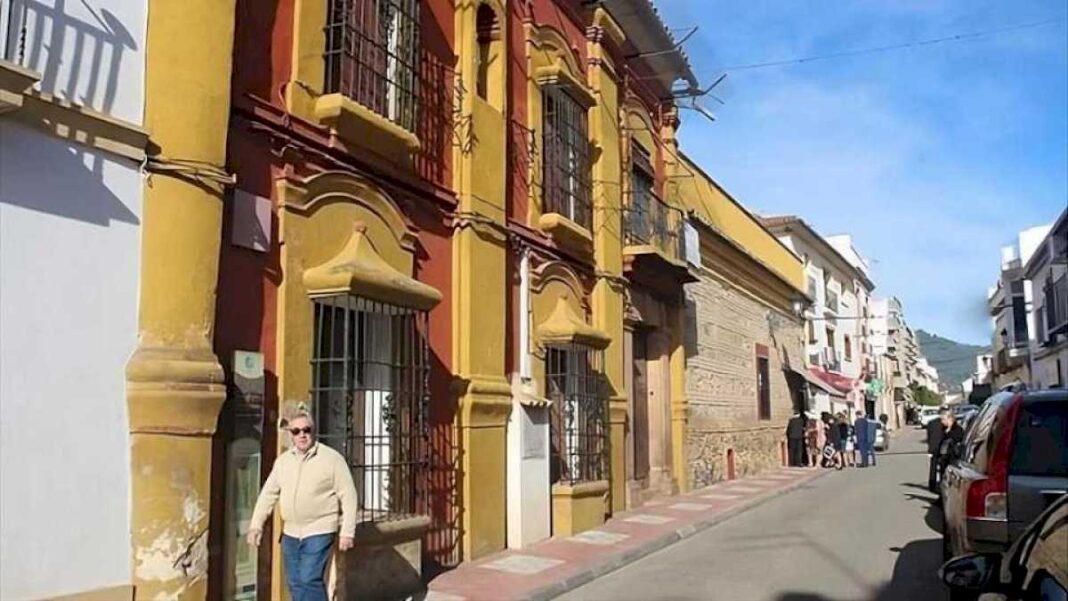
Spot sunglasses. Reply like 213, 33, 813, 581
288, 427, 313, 436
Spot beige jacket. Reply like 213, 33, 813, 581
249, 442, 358, 538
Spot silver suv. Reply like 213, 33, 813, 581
942, 389, 1068, 562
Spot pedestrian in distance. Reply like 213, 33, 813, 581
936, 411, 965, 483
247, 412, 359, 601
861, 415, 879, 467
805, 417, 826, 468
855, 411, 874, 467
836, 413, 855, 468
925, 409, 946, 492
786, 411, 808, 467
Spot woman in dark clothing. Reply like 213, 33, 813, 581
836, 414, 854, 468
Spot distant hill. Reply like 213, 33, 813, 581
916, 330, 991, 393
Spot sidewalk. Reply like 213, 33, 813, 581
424, 467, 829, 601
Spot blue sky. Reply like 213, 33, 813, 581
656, 1, 1068, 345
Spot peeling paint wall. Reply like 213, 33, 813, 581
0, 122, 138, 600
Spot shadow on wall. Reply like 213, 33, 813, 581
0, 122, 139, 226
5, 0, 136, 115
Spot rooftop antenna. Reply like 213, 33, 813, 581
676, 73, 728, 123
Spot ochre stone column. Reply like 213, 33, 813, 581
586, 11, 628, 513
453, 0, 511, 560
126, 0, 237, 598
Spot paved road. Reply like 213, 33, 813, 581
558, 427, 948, 601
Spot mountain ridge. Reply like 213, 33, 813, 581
915, 329, 991, 393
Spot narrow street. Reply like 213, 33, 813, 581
558, 428, 947, 601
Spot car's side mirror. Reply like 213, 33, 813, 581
939, 554, 1002, 591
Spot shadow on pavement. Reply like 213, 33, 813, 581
901, 483, 945, 536
773, 539, 948, 601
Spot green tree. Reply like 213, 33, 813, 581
910, 382, 944, 407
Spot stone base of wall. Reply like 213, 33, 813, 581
687, 427, 786, 489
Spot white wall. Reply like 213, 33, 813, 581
8, 0, 146, 124
0, 121, 140, 600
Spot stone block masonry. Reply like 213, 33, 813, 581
685, 271, 803, 489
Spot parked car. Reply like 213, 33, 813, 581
953, 404, 981, 422
940, 493, 1067, 601
942, 389, 1068, 563
874, 425, 889, 451
919, 406, 943, 427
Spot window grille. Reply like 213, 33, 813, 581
324, 0, 420, 132
546, 345, 608, 485
311, 295, 429, 523
542, 86, 592, 229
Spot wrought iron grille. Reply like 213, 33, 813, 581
324, 0, 420, 132
624, 187, 683, 259
542, 86, 592, 229
546, 344, 608, 485
311, 295, 429, 523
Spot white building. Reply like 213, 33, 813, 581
988, 224, 1053, 388
760, 217, 875, 417
1023, 209, 1068, 389
0, 2, 147, 599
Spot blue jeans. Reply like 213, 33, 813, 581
860, 444, 877, 467
281, 533, 335, 601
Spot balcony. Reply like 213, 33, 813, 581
1, 1, 40, 114
623, 189, 694, 288
825, 289, 840, 314
1044, 273, 1068, 342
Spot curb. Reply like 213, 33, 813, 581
519, 469, 833, 601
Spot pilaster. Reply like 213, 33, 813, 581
587, 15, 628, 513
126, 0, 236, 597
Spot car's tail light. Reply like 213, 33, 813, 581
965, 393, 1023, 521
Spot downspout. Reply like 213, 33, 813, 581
519, 247, 532, 379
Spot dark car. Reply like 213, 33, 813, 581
940, 493, 1067, 601
942, 389, 1068, 561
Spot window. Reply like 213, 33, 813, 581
807, 276, 818, 299
324, 0, 420, 132
1010, 402, 1068, 477
542, 86, 592, 229
1011, 293, 1029, 345
807, 321, 818, 344
311, 295, 429, 522
546, 344, 607, 484
625, 141, 656, 244
844, 335, 852, 361
474, 3, 501, 104
757, 355, 771, 420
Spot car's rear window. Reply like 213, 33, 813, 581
1010, 401, 1068, 477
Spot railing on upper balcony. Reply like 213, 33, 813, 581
324, 0, 420, 132
624, 187, 684, 261
1045, 273, 1068, 340
2, 0, 28, 65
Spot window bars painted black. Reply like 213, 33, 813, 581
324, 0, 420, 132
546, 345, 608, 485
311, 295, 429, 523
542, 86, 592, 230
624, 185, 684, 260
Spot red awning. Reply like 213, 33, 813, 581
807, 367, 856, 395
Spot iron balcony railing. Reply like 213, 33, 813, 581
324, 0, 420, 133
2, 0, 28, 65
1045, 273, 1068, 340
624, 188, 684, 260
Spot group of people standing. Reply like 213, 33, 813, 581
786, 411, 884, 469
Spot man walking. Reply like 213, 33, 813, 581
854, 411, 874, 467
248, 412, 358, 601
786, 411, 807, 467
926, 410, 946, 492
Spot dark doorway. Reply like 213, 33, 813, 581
632, 330, 650, 484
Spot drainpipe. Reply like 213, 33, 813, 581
519, 247, 532, 379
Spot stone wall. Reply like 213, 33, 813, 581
684, 271, 803, 489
